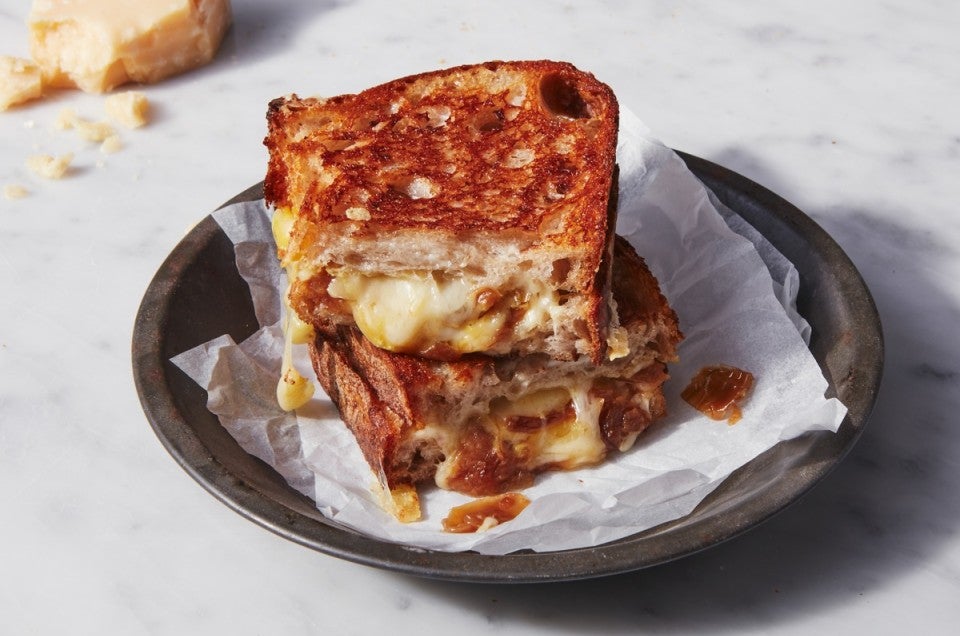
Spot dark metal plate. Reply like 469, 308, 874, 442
132, 152, 882, 583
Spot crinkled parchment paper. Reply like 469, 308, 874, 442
171, 108, 846, 554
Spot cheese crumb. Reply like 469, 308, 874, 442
100, 134, 123, 154
345, 206, 371, 221
76, 119, 116, 142
0, 56, 43, 111
406, 176, 438, 199
419, 105, 451, 127
54, 107, 79, 130
505, 148, 535, 168
3, 184, 29, 200
506, 83, 527, 107
26, 153, 73, 179
104, 91, 149, 128
554, 134, 576, 154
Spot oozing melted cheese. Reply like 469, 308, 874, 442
273, 205, 574, 358
327, 271, 561, 356
273, 208, 319, 411
514, 384, 606, 469
276, 290, 316, 412
432, 383, 607, 490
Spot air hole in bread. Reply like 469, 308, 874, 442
342, 251, 364, 265
572, 318, 590, 339
550, 258, 571, 284
539, 210, 564, 235
518, 260, 533, 272
402, 442, 445, 482
321, 138, 355, 152
463, 264, 487, 277
539, 73, 592, 119
469, 108, 505, 133
352, 115, 380, 131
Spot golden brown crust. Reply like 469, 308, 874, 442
612, 235, 682, 352
267, 60, 620, 363
266, 61, 617, 236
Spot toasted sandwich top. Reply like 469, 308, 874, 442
266, 60, 621, 363
265, 60, 618, 253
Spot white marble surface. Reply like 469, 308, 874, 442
1, 0, 958, 632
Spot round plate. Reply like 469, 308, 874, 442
132, 152, 882, 583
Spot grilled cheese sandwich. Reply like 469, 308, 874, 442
265, 60, 621, 364
310, 236, 682, 517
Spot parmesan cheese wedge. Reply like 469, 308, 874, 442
28, 0, 232, 93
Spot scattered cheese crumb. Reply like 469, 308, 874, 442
0, 55, 43, 111
406, 176, 438, 199
104, 91, 150, 128
506, 83, 527, 107
345, 206, 371, 221
75, 119, 116, 142
554, 134, 576, 155
505, 147, 535, 168
419, 105, 451, 127
100, 134, 122, 154
26, 153, 73, 179
54, 107, 78, 130
3, 184, 29, 200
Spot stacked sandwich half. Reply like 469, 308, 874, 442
264, 61, 682, 521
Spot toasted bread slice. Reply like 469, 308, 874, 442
266, 60, 620, 364
310, 237, 682, 518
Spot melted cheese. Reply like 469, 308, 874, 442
328, 272, 511, 354
276, 308, 314, 411
276, 278, 316, 411
272, 207, 317, 411
433, 383, 606, 490
272, 205, 295, 253
327, 271, 560, 356
29, 0, 231, 93
503, 384, 606, 469
272, 204, 565, 357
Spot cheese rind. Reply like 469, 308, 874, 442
0, 56, 43, 111
28, 0, 232, 93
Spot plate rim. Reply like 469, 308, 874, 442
132, 151, 883, 583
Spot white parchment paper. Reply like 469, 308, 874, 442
171, 108, 846, 554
